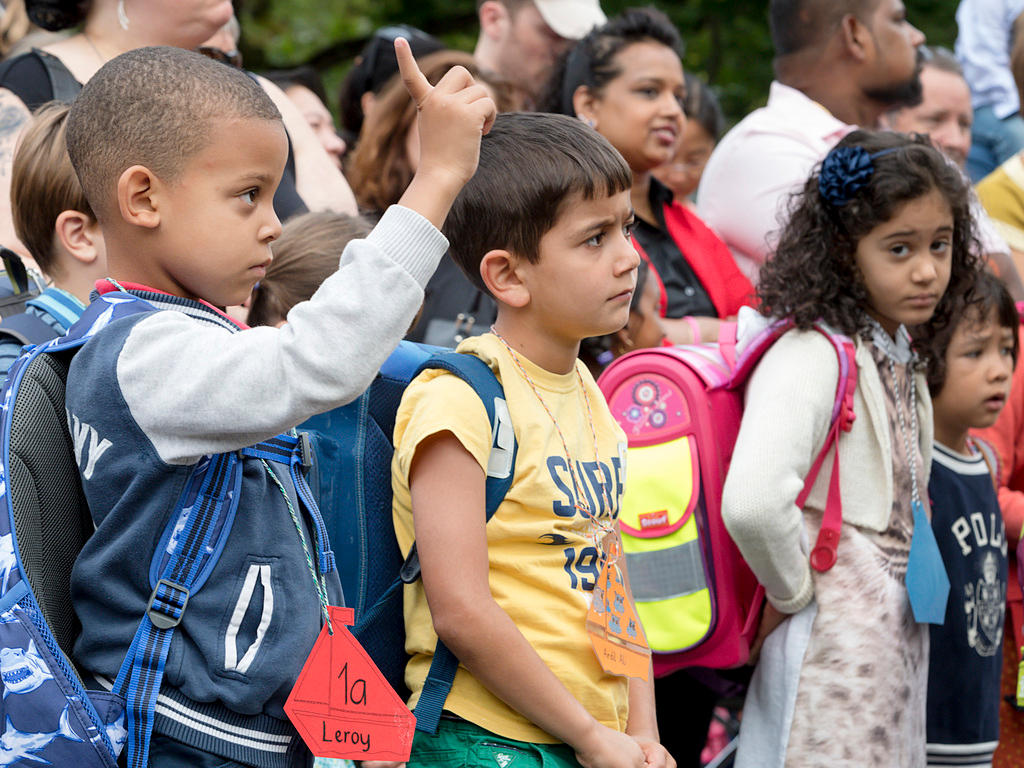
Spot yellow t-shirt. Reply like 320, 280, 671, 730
391, 333, 631, 743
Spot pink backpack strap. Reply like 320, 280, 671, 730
798, 327, 857, 572
729, 317, 795, 383
718, 321, 738, 369
730, 320, 857, 571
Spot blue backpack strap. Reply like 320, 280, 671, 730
27, 288, 85, 331
242, 432, 337, 577
1, 292, 156, 403
117, 433, 331, 768
0, 310, 60, 346
60, 292, 157, 347
407, 351, 517, 734
113, 449, 244, 768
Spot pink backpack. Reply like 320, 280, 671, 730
597, 317, 857, 672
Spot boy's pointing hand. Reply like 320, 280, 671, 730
395, 37, 496, 202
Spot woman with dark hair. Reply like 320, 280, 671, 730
0, 0, 356, 248
540, 7, 753, 346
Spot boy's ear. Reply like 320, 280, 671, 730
572, 85, 598, 128
480, 248, 530, 308
116, 165, 161, 229
54, 210, 102, 265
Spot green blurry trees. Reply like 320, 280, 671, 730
236, 0, 959, 125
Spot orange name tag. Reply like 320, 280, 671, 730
285, 607, 416, 762
586, 558, 651, 680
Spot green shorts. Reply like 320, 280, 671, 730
408, 717, 583, 768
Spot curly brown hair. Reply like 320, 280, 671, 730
757, 129, 981, 350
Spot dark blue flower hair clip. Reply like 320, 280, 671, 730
818, 145, 900, 208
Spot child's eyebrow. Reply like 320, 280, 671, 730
238, 172, 275, 185
881, 225, 954, 239
573, 216, 619, 238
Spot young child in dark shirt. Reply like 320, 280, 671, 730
922, 271, 1017, 766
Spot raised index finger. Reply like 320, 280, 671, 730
395, 37, 432, 106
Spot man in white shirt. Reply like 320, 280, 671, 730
697, 0, 925, 281
955, 0, 1024, 181
474, 0, 605, 109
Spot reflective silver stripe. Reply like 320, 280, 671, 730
625, 540, 706, 601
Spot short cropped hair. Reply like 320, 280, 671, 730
444, 112, 632, 294
770, 0, 874, 57
66, 46, 281, 220
11, 101, 92, 277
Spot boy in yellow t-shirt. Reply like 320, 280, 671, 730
390, 112, 673, 768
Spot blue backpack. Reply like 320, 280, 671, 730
0, 248, 54, 345
300, 340, 517, 735
0, 292, 331, 768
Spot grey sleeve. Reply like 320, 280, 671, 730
116, 205, 447, 464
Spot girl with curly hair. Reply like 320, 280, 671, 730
721, 129, 983, 767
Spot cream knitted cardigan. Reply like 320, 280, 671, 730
721, 328, 932, 614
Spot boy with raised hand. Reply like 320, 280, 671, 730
62, 42, 494, 768
390, 112, 674, 768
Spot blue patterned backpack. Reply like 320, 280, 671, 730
0, 291, 330, 767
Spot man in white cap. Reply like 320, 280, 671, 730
474, 0, 605, 108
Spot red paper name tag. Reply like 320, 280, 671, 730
285, 606, 416, 762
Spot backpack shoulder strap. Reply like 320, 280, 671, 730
799, 324, 858, 572
1, 291, 156, 401
112, 449, 244, 768
405, 350, 517, 735
417, 350, 517, 509
28, 289, 84, 332
971, 436, 1001, 493
733, 319, 858, 572
0, 311, 59, 347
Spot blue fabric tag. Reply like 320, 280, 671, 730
906, 499, 950, 624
